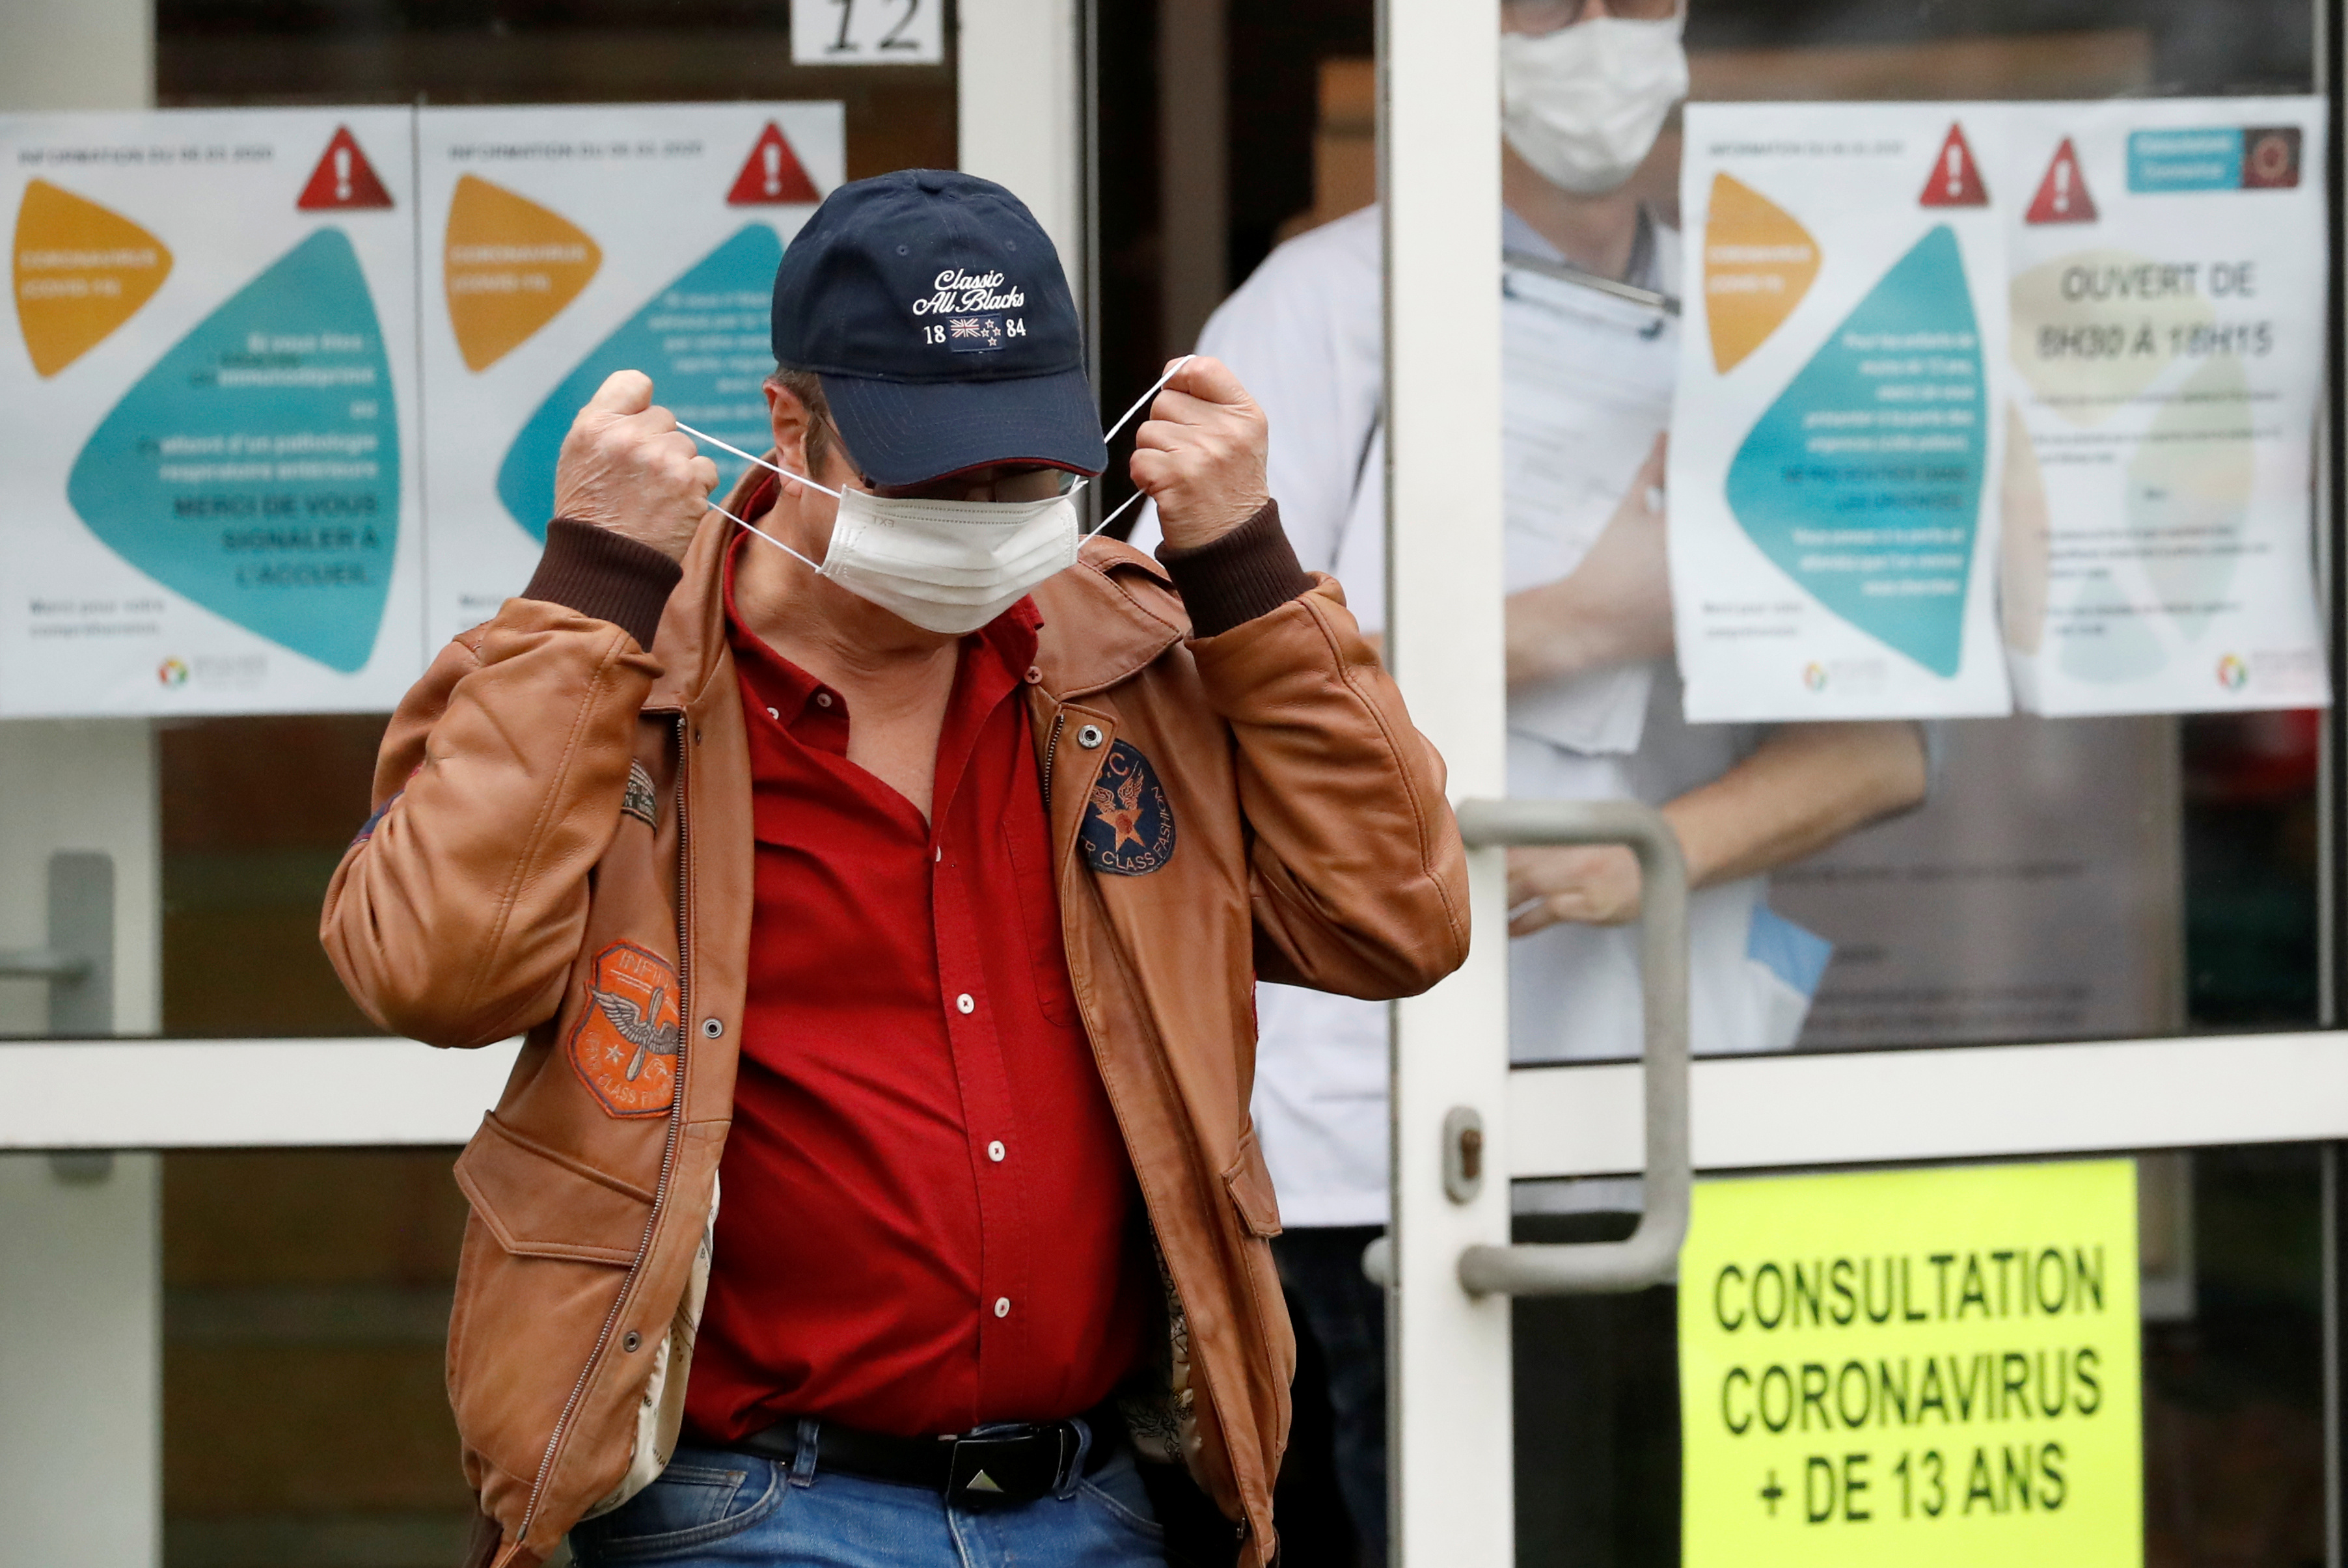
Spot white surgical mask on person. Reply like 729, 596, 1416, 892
682, 358, 1188, 636
1499, 7, 1688, 196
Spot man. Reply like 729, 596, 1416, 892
1134, 0, 1929, 1557
321, 170, 1468, 1568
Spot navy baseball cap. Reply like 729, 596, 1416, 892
770, 170, 1106, 487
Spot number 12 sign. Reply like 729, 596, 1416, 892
791, 0, 944, 65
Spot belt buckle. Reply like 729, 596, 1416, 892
946, 1422, 1077, 1504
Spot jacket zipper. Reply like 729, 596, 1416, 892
509, 716, 692, 1560
1039, 709, 1067, 809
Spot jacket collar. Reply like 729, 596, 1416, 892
648, 457, 1186, 710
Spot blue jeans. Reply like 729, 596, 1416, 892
568, 1431, 1168, 1568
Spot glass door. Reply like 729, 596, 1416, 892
1379, 1, 2347, 1564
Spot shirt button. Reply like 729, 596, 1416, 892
988, 1140, 1005, 1162
935, 846, 942, 863
765, 707, 778, 720
994, 1297, 1011, 1318
815, 692, 834, 709
956, 993, 975, 1014
1024, 666, 1043, 684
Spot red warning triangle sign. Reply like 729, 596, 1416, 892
295, 126, 394, 211
1918, 122, 1989, 208
726, 122, 823, 206
2025, 138, 2098, 224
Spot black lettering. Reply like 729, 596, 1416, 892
1835, 1361, 1871, 1429
1930, 1253, 1956, 1318
2035, 1248, 2067, 1314
1754, 1264, 1786, 1329
1715, 1265, 1746, 1331
2002, 1444, 2034, 1512
1877, 1359, 1910, 1426
1991, 1249, 2017, 1315
1807, 1456, 1836, 1524
1830, 1258, 1857, 1325
2036, 1349, 2068, 1418
1723, 1368, 1753, 1435
1864, 1258, 1895, 1324
2074, 1247, 2105, 1312
2000, 1352, 2029, 1420
2075, 1347, 2101, 1415
2041, 1442, 2067, 1509
1761, 1364, 1794, 1433
1917, 1358, 1948, 1424
1957, 1256, 1991, 1319
1964, 1447, 1996, 1513
1801, 1363, 1831, 1431
1794, 1262, 1823, 1327
1843, 1453, 1871, 1522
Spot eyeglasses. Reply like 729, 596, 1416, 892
1503, 0, 1680, 33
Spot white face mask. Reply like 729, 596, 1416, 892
683, 358, 1188, 636
1500, 11, 1687, 196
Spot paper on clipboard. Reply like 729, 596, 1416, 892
1501, 256, 1677, 755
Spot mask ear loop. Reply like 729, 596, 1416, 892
675, 421, 845, 573
1085, 354, 1195, 541
680, 350, 1196, 556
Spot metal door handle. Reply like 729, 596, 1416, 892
1453, 798, 1690, 1295
0, 852, 114, 1036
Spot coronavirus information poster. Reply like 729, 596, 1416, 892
1671, 103, 2015, 722
0, 108, 424, 716
2002, 98, 2330, 716
416, 104, 843, 647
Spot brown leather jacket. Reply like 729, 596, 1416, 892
321, 491, 1469, 1567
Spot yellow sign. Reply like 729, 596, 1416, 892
442, 173, 601, 372
1680, 1160, 2142, 1567
13, 178, 173, 377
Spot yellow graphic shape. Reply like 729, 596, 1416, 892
1999, 402, 2051, 656
444, 174, 601, 372
1702, 174, 1819, 374
13, 178, 172, 377
2010, 249, 2211, 428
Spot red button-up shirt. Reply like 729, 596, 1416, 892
683, 528, 1149, 1443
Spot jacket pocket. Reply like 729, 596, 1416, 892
1220, 1128, 1284, 1239
455, 1112, 657, 1265
446, 1114, 655, 1487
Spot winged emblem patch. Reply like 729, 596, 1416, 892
566, 940, 682, 1117
1080, 740, 1176, 876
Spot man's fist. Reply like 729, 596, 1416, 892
553, 370, 720, 562
1128, 356, 1271, 550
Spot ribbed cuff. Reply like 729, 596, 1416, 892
523, 519, 683, 651
1155, 500, 1312, 638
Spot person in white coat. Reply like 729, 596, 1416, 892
1133, 1, 1932, 1558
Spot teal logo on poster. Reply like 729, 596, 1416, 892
498, 224, 784, 542
66, 228, 397, 673
1724, 226, 1984, 679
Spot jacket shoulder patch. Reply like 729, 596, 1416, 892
621, 761, 659, 829
1081, 740, 1177, 876
566, 940, 681, 1118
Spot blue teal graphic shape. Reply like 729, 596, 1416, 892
498, 224, 784, 542
67, 227, 398, 673
1724, 226, 1984, 678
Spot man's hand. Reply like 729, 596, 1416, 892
553, 371, 720, 563
1130, 356, 1272, 550
1507, 845, 1643, 936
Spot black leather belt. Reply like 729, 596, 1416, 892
733, 1405, 1123, 1503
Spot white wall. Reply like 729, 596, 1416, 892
0, 5, 163, 1564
